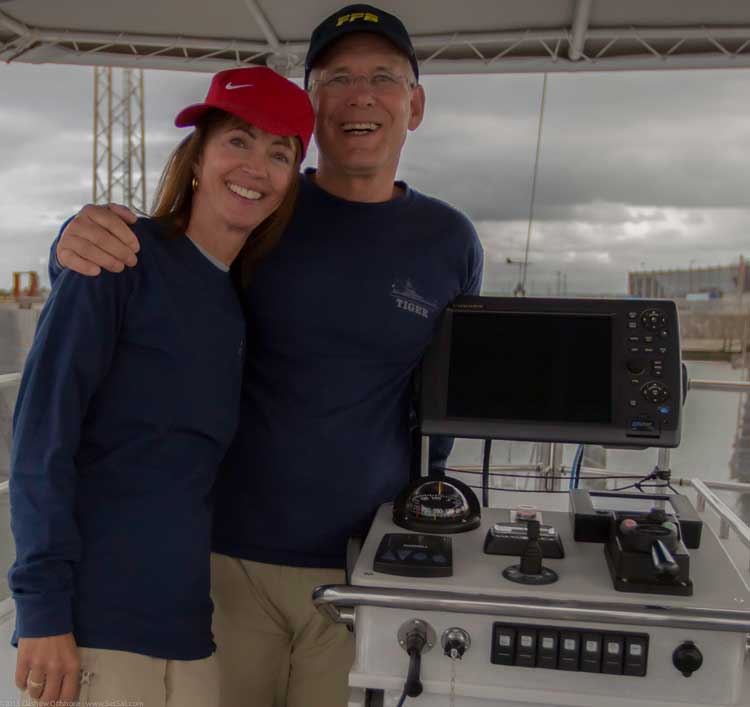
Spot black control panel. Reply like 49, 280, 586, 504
491, 623, 649, 676
622, 306, 681, 443
420, 296, 683, 447
373, 533, 453, 577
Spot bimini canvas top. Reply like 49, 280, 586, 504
1, 0, 750, 75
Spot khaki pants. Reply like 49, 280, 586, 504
211, 553, 354, 707
22, 647, 218, 707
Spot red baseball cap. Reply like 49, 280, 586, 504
175, 67, 315, 158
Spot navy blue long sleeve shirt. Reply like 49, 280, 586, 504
12, 219, 244, 659
49, 175, 483, 573
213, 172, 483, 567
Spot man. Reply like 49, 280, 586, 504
51, 5, 483, 706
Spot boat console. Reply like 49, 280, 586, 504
321, 493, 750, 707
313, 296, 750, 707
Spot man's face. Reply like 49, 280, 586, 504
308, 33, 425, 179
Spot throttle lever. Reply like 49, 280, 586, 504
651, 538, 679, 577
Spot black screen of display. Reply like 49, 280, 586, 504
446, 312, 612, 423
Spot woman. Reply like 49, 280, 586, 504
9, 66, 314, 707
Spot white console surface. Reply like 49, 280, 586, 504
352, 502, 750, 611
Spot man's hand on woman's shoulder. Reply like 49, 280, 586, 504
57, 203, 141, 276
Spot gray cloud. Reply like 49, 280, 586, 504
403, 70, 750, 221
0, 62, 749, 296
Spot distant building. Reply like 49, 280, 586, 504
628, 256, 749, 298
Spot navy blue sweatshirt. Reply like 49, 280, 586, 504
49, 176, 483, 572
12, 219, 244, 659
212, 172, 483, 567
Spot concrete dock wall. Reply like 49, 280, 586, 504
0, 303, 42, 376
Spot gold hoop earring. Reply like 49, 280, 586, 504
192, 176, 199, 191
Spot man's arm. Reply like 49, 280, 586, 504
50, 203, 141, 282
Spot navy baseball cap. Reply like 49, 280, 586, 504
304, 4, 419, 89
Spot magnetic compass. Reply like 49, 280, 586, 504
393, 476, 481, 533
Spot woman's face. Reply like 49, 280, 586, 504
193, 119, 297, 233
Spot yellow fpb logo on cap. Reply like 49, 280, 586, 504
336, 12, 379, 27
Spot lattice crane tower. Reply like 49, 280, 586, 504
93, 68, 146, 211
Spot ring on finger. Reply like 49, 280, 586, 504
28, 676, 45, 689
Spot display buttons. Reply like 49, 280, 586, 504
628, 311, 638, 319
641, 309, 667, 331
643, 347, 654, 354
628, 336, 640, 343
643, 335, 654, 343
630, 347, 640, 353
642, 382, 670, 404
627, 322, 638, 329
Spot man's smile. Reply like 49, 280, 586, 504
341, 122, 381, 135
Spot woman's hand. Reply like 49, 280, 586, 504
16, 633, 80, 703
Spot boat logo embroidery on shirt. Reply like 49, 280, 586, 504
391, 280, 437, 319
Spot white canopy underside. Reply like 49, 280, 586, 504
1, 0, 750, 76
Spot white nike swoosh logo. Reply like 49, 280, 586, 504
225, 82, 254, 90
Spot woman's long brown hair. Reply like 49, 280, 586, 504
151, 109, 302, 287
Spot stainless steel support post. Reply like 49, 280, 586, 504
421, 435, 430, 477
550, 443, 564, 492
655, 448, 671, 508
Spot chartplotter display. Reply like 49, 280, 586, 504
420, 296, 682, 447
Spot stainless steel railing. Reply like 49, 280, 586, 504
312, 584, 750, 633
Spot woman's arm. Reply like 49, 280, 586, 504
9, 265, 135, 701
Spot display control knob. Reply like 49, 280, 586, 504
641, 309, 667, 332
672, 641, 703, 677
641, 382, 670, 404
627, 358, 647, 375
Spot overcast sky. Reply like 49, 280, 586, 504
0, 62, 749, 295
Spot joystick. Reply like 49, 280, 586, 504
502, 520, 559, 585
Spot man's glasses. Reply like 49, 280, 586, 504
309, 71, 415, 95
